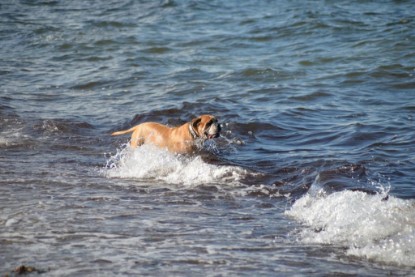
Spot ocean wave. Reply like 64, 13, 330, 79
104, 144, 249, 187
285, 188, 415, 267
0, 115, 32, 148
0, 129, 31, 148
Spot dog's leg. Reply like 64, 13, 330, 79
129, 129, 145, 148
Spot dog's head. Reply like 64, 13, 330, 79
191, 115, 221, 140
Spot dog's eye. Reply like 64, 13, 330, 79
206, 119, 217, 127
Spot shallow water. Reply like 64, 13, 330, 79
1, 0, 415, 275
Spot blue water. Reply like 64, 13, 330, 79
1, 0, 415, 275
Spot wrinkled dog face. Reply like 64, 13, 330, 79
193, 115, 221, 140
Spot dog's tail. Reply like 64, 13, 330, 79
111, 127, 136, 136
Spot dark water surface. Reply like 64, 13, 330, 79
1, 0, 415, 275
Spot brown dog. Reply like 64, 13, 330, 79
111, 114, 221, 154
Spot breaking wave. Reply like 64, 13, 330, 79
285, 181, 415, 267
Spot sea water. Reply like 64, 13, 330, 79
1, 0, 415, 275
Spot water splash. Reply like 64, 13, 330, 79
104, 144, 248, 187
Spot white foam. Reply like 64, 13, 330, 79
104, 144, 248, 187
0, 128, 31, 147
285, 188, 415, 267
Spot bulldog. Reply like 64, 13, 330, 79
111, 114, 221, 154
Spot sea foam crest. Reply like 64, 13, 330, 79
285, 187, 415, 267
0, 128, 30, 147
105, 144, 247, 186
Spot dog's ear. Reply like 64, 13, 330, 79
192, 117, 202, 130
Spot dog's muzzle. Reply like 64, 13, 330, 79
205, 121, 221, 139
